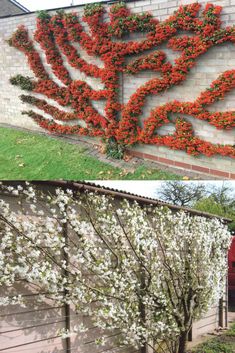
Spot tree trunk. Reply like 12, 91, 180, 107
139, 248, 148, 353
140, 343, 148, 353
63, 216, 71, 353
106, 137, 124, 159
177, 331, 188, 353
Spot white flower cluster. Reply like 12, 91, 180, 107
0, 184, 231, 352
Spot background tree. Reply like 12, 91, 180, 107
0, 183, 231, 353
8, 2, 235, 159
206, 183, 235, 212
156, 181, 235, 230
156, 181, 207, 207
193, 183, 235, 232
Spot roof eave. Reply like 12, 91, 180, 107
9, 0, 30, 13
31, 180, 233, 223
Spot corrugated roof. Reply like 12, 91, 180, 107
30, 180, 232, 222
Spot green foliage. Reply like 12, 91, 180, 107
190, 339, 233, 353
229, 221, 235, 232
225, 323, 235, 337
110, 2, 126, 13
194, 196, 235, 231
6, 38, 13, 46
20, 95, 37, 104
189, 325, 235, 353
109, 12, 154, 35
10, 75, 34, 91
194, 197, 226, 216
84, 3, 103, 17
36, 10, 51, 20
105, 137, 124, 160
56, 9, 65, 16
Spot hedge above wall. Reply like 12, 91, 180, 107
8, 1, 235, 159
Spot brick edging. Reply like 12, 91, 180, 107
127, 150, 235, 179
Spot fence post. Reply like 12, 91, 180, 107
219, 297, 223, 328
63, 214, 71, 353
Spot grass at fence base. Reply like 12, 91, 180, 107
188, 323, 235, 353
0, 127, 181, 180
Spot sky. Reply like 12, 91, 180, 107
92, 181, 235, 200
94, 181, 165, 199
19, 0, 100, 11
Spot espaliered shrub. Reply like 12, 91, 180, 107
8, 2, 235, 158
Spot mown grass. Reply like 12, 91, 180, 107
0, 127, 182, 180
188, 323, 235, 353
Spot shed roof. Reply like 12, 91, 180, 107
30, 180, 232, 223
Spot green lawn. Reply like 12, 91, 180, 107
188, 323, 235, 353
0, 127, 181, 180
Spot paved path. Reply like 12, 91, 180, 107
228, 310, 235, 324
187, 311, 235, 350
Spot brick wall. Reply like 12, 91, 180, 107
0, 0, 234, 176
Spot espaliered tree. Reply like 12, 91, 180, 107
0, 183, 232, 353
8, 2, 235, 159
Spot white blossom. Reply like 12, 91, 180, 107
0, 184, 231, 353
